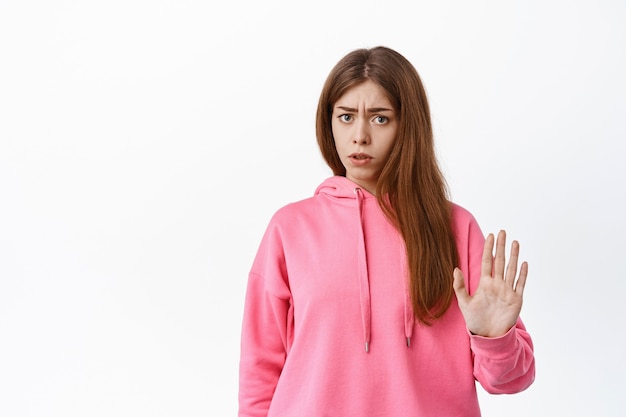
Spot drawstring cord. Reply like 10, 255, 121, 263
400, 241, 415, 347
353, 187, 414, 352
404, 291, 415, 347
354, 188, 372, 353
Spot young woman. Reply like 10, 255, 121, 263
239, 46, 535, 417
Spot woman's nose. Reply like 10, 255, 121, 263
353, 120, 370, 144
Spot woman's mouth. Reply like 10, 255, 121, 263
348, 153, 373, 165
349, 152, 372, 160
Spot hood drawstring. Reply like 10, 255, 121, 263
354, 187, 415, 353
354, 188, 372, 353
400, 241, 415, 347
404, 290, 415, 347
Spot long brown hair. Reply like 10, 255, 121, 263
316, 46, 459, 324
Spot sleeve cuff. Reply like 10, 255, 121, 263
469, 325, 519, 360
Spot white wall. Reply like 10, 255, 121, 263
1, 1, 624, 415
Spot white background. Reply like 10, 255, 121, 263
1, 0, 625, 416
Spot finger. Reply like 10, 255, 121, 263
493, 230, 507, 280
481, 233, 495, 278
453, 267, 469, 304
505, 240, 520, 288
514, 261, 529, 295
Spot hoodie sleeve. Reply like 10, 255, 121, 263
239, 217, 293, 417
460, 210, 536, 394
470, 318, 535, 394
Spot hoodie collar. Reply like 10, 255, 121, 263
315, 176, 376, 202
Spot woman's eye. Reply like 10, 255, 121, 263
373, 116, 388, 124
339, 114, 353, 122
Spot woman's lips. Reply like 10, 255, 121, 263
348, 152, 373, 166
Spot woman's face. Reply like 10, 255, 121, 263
331, 80, 398, 195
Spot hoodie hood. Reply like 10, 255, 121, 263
314, 175, 376, 201
314, 176, 414, 352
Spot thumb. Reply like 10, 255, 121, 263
453, 267, 469, 303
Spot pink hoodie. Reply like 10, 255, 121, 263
239, 176, 535, 417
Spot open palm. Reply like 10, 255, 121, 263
453, 230, 528, 338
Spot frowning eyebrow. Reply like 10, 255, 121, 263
335, 106, 394, 113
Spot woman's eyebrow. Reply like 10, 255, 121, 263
367, 107, 394, 113
335, 105, 394, 113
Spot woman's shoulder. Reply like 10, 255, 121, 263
265, 193, 325, 230
274, 195, 317, 216
450, 202, 483, 231
269, 176, 352, 223
450, 202, 485, 242
450, 202, 477, 223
